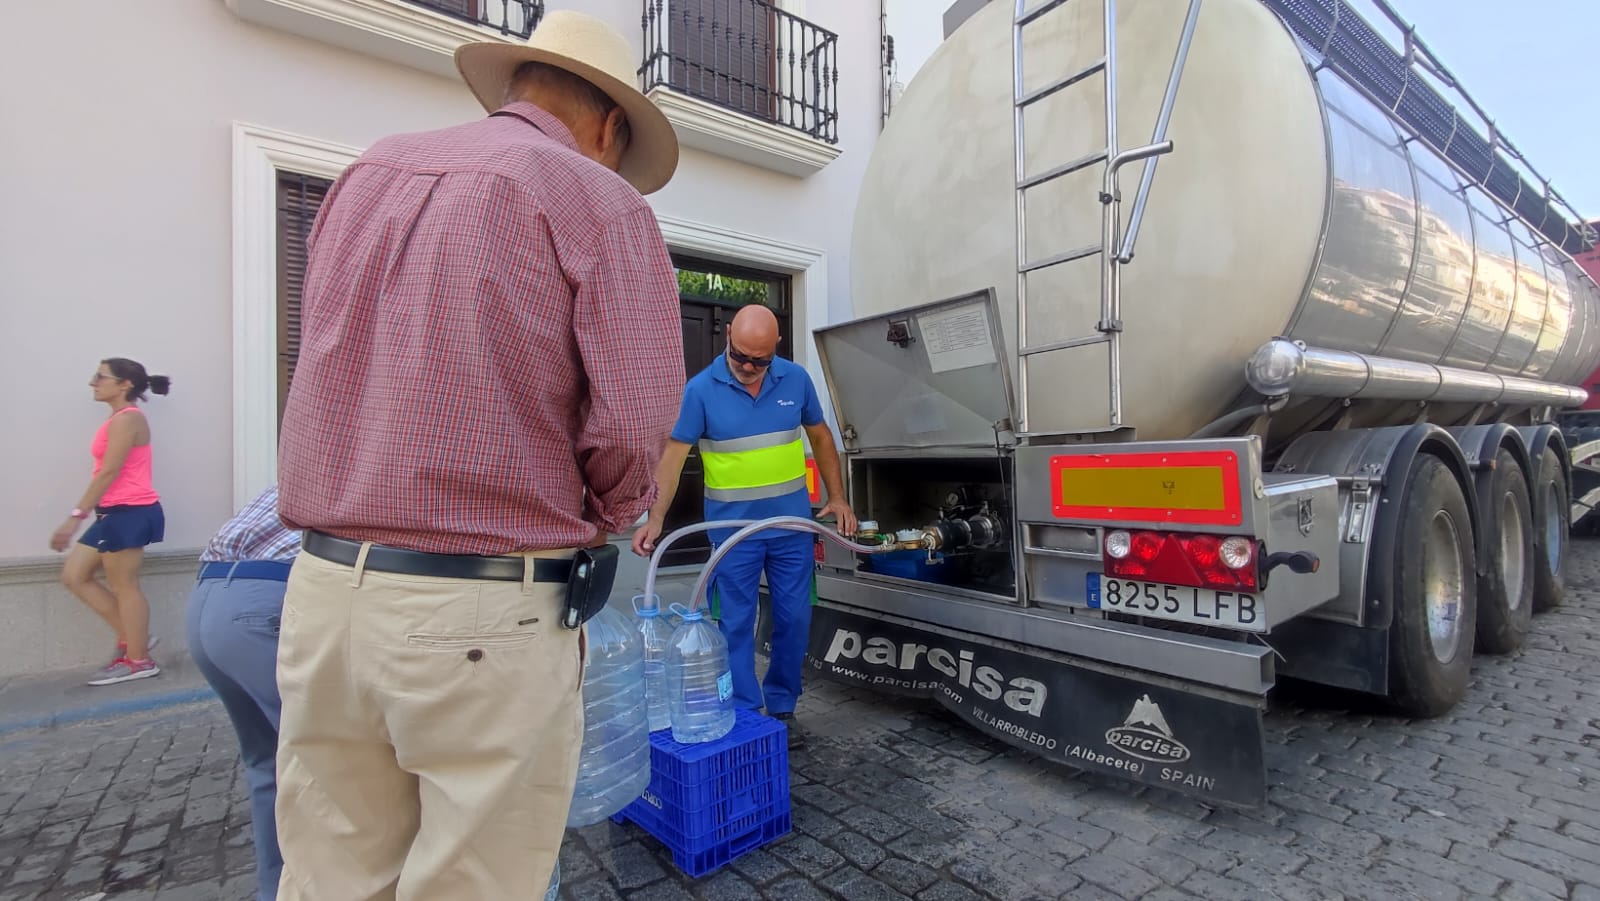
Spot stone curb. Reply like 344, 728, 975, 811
0, 686, 217, 737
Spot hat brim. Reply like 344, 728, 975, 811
455, 42, 680, 195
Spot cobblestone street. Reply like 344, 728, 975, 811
4, 541, 1599, 901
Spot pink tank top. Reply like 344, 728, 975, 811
93, 406, 160, 507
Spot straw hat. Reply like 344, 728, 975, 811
455, 10, 679, 194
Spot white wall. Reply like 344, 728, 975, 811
0, 0, 882, 562
0, 0, 883, 676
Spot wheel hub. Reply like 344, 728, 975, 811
1500, 489, 1526, 612
1544, 481, 1563, 573
1424, 509, 1465, 662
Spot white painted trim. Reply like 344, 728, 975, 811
223, 0, 526, 79
647, 87, 841, 178
653, 214, 834, 435
231, 123, 361, 508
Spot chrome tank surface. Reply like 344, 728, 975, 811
848, 0, 1600, 440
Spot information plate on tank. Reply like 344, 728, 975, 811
1050, 451, 1243, 526
1086, 573, 1264, 633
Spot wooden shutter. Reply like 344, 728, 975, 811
276, 172, 333, 429
669, 0, 776, 122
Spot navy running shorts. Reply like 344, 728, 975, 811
79, 502, 166, 553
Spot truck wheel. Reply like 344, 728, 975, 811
1532, 445, 1568, 611
1474, 448, 1534, 655
1388, 454, 1477, 718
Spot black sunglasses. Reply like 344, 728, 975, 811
727, 347, 773, 368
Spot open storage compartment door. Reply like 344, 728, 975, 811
813, 288, 1017, 452
812, 288, 1020, 601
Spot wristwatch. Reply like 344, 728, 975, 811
70, 508, 89, 520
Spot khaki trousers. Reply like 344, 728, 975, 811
274, 548, 585, 901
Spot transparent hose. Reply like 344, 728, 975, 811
641, 519, 759, 607
641, 516, 889, 614
690, 516, 889, 614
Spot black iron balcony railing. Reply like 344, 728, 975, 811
406, 0, 544, 39
641, 0, 839, 144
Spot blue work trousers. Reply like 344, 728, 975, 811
185, 574, 286, 901
713, 531, 814, 714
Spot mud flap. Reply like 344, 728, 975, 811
763, 602, 1267, 809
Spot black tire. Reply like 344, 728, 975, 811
1531, 445, 1568, 612
1388, 454, 1478, 718
1474, 448, 1534, 655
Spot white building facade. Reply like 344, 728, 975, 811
0, 0, 889, 677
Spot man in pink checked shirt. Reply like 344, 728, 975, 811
273, 11, 684, 900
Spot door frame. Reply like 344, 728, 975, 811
231, 122, 360, 508
655, 213, 827, 385
662, 259, 795, 566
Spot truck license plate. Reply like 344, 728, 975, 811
1086, 573, 1264, 633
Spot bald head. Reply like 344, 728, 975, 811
725, 305, 780, 388
730, 305, 779, 350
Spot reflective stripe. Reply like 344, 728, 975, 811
698, 428, 802, 455
701, 439, 806, 490
699, 423, 807, 496
703, 475, 810, 503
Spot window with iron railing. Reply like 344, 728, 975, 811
641, 0, 839, 144
405, 0, 543, 39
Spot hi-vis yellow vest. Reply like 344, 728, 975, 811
699, 427, 808, 503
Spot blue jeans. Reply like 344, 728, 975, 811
185, 574, 286, 901
713, 532, 814, 714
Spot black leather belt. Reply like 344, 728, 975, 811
302, 531, 572, 583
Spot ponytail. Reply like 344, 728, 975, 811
102, 358, 172, 402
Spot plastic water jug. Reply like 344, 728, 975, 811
544, 857, 559, 901
564, 605, 651, 827
665, 603, 736, 744
633, 594, 674, 733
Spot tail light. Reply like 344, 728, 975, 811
1103, 529, 1259, 591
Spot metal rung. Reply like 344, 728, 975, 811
1017, 0, 1072, 27
1016, 59, 1106, 108
1018, 149, 1108, 190
1021, 243, 1102, 272
1020, 334, 1110, 355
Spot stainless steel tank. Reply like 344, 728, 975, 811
848, 0, 1600, 440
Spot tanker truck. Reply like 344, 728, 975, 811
794, 0, 1600, 808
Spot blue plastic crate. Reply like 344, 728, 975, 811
612, 709, 793, 877
662, 810, 792, 878
645, 710, 788, 812
615, 806, 793, 878
622, 787, 788, 847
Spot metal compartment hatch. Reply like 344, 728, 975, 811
813, 289, 1017, 451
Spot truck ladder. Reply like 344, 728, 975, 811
1010, 0, 1196, 433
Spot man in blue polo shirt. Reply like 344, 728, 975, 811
634, 305, 855, 747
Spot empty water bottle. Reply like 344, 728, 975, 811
633, 594, 674, 733
565, 605, 651, 827
665, 603, 736, 744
